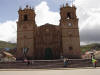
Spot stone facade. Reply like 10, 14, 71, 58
16, 4, 81, 60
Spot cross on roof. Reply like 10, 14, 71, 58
66, 0, 74, 6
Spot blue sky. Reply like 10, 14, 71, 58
0, 0, 62, 22
0, 0, 100, 45
0, 0, 74, 22
0, 0, 19, 22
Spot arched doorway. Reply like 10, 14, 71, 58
45, 48, 53, 60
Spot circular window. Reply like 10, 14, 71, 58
68, 23, 72, 26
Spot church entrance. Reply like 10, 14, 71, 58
45, 48, 53, 60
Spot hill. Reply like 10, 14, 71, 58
0, 40, 100, 54
81, 43, 100, 54
0, 41, 16, 50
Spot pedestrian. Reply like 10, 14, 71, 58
29, 60, 33, 65
24, 58, 28, 65
27, 60, 30, 65
92, 58, 97, 68
31, 60, 34, 65
64, 57, 68, 67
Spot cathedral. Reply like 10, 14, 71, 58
16, 4, 81, 60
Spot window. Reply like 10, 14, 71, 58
69, 46, 73, 50
68, 23, 72, 26
67, 12, 71, 19
24, 14, 28, 21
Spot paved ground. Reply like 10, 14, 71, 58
0, 68, 100, 75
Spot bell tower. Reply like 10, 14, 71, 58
60, 4, 81, 58
16, 5, 36, 59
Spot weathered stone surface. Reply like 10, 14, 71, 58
16, 5, 81, 60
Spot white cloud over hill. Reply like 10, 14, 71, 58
0, 21, 17, 43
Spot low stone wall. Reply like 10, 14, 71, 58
0, 59, 100, 69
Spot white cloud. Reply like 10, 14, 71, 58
35, 1, 60, 26
0, 20, 17, 43
75, 0, 100, 9
34, 1, 100, 45
0, 1, 60, 43
1, 0, 100, 45
75, 0, 100, 45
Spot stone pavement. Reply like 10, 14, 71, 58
0, 68, 100, 75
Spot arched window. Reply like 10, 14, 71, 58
67, 12, 71, 19
24, 14, 28, 21
68, 23, 72, 26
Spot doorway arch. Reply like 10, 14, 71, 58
45, 48, 53, 60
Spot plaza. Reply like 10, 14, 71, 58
0, 68, 100, 75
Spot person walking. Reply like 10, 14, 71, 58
27, 60, 30, 65
92, 58, 97, 68
24, 59, 30, 66
64, 57, 68, 67
24, 58, 28, 64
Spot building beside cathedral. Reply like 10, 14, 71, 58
16, 4, 81, 60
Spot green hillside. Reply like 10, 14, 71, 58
0, 41, 16, 49
0, 40, 100, 54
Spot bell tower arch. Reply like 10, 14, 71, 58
60, 4, 81, 58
